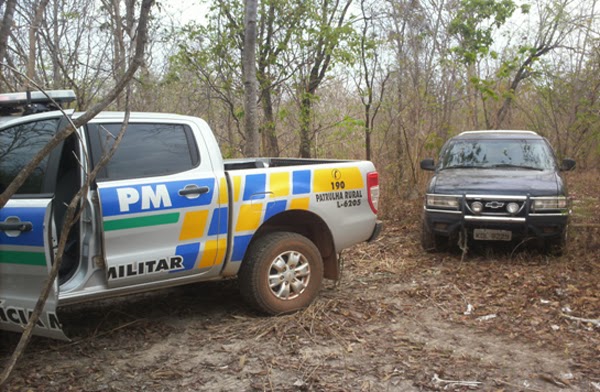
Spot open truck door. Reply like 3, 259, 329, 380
0, 91, 77, 340
0, 200, 67, 340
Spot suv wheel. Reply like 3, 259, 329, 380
421, 220, 444, 252
541, 229, 567, 256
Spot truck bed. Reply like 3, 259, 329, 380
224, 158, 348, 171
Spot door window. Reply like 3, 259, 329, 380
0, 119, 59, 195
87, 123, 199, 181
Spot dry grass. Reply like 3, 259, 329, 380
1, 170, 598, 391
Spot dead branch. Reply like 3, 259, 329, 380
459, 227, 469, 263
0, 91, 134, 388
537, 373, 572, 388
561, 313, 600, 327
494, 379, 545, 392
432, 373, 482, 387
0, 0, 154, 209
570, 224, 600, 229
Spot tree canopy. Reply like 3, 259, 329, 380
1, 0, 598, 193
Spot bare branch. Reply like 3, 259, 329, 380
0, 0, 154, 209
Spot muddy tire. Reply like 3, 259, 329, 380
238, 232, 323, 315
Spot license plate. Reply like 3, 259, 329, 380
473, 229, 512, 241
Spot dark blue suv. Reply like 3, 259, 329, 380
420, 130, 576, 254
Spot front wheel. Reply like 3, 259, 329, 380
238, 232, 324, 315
540, 228, 568, 256
421, 219, 445, 252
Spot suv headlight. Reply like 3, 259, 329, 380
426, 194, 461, 209
532, 197, 568, 211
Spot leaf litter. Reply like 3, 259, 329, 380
1, 170, 598, 391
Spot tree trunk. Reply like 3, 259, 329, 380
26, 0, 50, 90
0, 0, 17, 81
103, 0, 126, 109
365, 104, 371, 161
260, 87, 279, 156
242, 0, 259, 157
51, 0, 61, 87
466, 64, 480, 129
295, 0, 352, 158
299, 93, 312, 158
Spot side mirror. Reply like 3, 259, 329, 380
560, 158, 576, 171
420, 158, 435, 171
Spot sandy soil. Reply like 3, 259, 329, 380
1, 171, 599, 391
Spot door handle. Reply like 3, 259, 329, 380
0, 221, 33, 232
178, 185, 210, 197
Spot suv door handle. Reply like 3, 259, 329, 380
0, 222, 33, 232
178, 185, 210, 197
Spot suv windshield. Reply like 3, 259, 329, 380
440, 139, 556, 171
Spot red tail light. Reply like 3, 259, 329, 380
367, 172, 379, 214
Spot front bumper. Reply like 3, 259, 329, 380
424, 210, 568, 238
423, 208, 568, 240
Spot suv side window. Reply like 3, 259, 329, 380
0, 118, 59, 195
87, 123, 200, 181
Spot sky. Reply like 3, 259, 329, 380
164, 0, 209, 26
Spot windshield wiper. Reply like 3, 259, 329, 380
440, 165, 479, 170
489, 164, 543, 171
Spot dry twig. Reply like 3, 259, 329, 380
561, 313, 600, 327
432, 373, 482, 387
494, 379, 545, 392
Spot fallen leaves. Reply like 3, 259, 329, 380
1, 171, 598, 391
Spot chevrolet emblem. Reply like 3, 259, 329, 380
485, 201, 505, 209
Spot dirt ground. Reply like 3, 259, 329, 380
1, 171, 599, 392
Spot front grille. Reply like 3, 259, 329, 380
464, 196, 527, 217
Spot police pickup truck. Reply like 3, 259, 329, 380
0, 90, 382, 339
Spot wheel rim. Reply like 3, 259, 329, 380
268, 250, 311, 300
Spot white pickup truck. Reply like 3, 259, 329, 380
0, 91, 382, 339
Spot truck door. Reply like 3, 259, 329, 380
89, 122, 226, 288
0, 115, 69, 340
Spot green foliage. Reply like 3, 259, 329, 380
424, 132, 445, 153
235, 107, 245, 120
449, 0, 519, 65
277, 107, 289, 122
338, 115, 365, 131
329, 116, 362, 150
220, 145, 238, 159
168, 4, 246, 125
469, 76, 499, 101
62, 12, 80, 20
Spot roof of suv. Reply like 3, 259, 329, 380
454, 130, 543, 140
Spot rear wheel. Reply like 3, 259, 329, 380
239, 232, 323, 315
